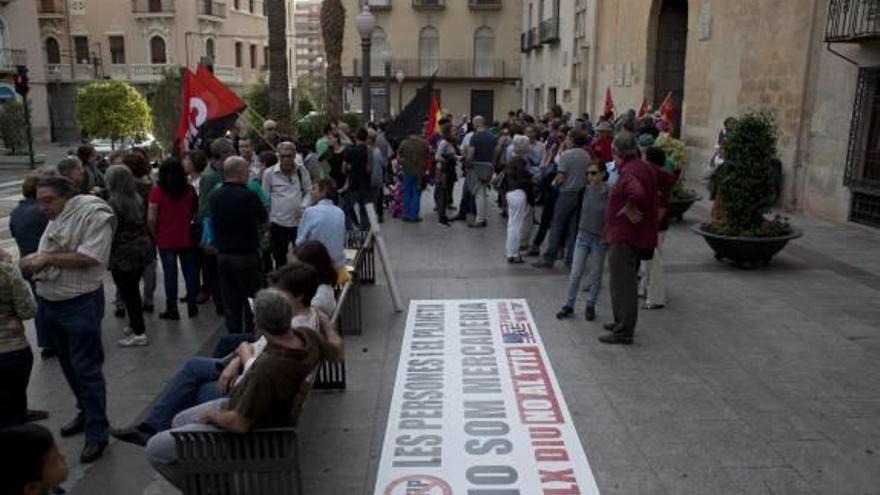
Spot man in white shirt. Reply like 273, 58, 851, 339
261, 142, 312, 268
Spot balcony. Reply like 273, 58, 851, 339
132, 0, 175, 17
214, 65, 268, 85
529, 27, 539, 48
351, 57, 518, 80
36, 0, 65, 17
826, 0, 880, 42
412, 0, 443, 10
521, 28, 540, 52
362, 0, 391, 10
45, 63, 97, 81
197, 0, 226, 21
468, 0, 501, 10
0, 49, 26, 73
540, 17, 560, 44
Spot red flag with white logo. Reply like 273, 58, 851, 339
175, 66, 247, 156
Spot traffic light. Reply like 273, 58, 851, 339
14, 65, 29, 96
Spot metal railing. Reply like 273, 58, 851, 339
540, 17, 560, 43
352, 57, 518, 79
469, 0, 502, 8
412, 0, 443, 9
363, 0, 391, 10
132, 0, 174, 14
529, 27, 540, 48
197, 0, 227, 18
0, 49, 26, 72
826, 0, 880, 42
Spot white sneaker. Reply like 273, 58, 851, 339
118, 334, 149, 347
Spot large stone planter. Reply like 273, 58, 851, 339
692, 224, 803, 269
668, 193, 701, 222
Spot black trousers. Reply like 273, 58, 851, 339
269, 223, 297, 269
608, 243, 642, 338
111, 267, 146, 335
217, 253, 265, 334
0, 347, 33, 428
203, 252, 223, 313
532, 182, 559, 249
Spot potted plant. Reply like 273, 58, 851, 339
655, 132, 701, 221
692, 110, 801, 268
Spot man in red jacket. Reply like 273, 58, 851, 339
600, 132, 668, 345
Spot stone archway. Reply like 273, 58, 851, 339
648, 0, 688, 136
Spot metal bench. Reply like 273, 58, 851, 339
170, 283, 355, 493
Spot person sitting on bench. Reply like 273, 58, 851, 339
145, 287, 342, 490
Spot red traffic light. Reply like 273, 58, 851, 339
14, 67, 29, 96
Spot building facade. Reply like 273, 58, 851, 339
1, 0, 51, 144
341, 0, 522, 122
520, 0, 880, 228
292, 0, 325, 99
520, 0, 595, 117
34, 0, 290, 141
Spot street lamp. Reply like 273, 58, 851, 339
395, 69, 405, 115
381, 48, 392, 118
355, 5, 376, 122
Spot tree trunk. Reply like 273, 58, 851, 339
321, 0, 345, 117
267, 0, 291, 131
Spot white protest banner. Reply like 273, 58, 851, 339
374, 299, 600, 495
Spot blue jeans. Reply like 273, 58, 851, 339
143, 357, 223, 432
543, 190, 583, 266
212, 333, 256, 358
563, 233, 608, 310
403, 173, 421, 220
36, 289, 108, 443
159, 248, 198, 310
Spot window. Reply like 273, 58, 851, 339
73, 35, 90, 64
473, 26, 494, 77
370, 27, 387, 77
528, 3, 533, 29
235, 42, 243, 67
150, 36, 167, 64
109, 35, 125, 64
418, 26, 439, 77
249, 0, 255, 13
250, 44, 257, 69
206, 38, 215, 61
263, 46, 269, 68
234, 0, 240, 9
45, 37, 61, 65
538, 0, 545, 21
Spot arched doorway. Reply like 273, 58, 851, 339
651, 0, 687, 136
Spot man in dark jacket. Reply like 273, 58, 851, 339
601, 132, 666, 345
210, 157, 268, 333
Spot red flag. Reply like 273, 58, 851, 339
424, 92, 442, 140
638, 99, 651, 118
658, 91, 675, 129
603, 87, 615, 116
176, 66, 247, 156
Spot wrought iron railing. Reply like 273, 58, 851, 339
540, 17, 560, 44
826, 0, 880, 42
352, 57, 519, 79
469, 0, 502, 9
197, 0, 226, 18
132, 0, 174, 14
529, 27, 540, 48
412, 0, 443, 9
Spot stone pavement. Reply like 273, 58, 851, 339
22, 187, 880, 495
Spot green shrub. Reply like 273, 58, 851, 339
74, 81, 152, 143
706, 110, 788, 237
0, 101, 27, 155
295, 111, 363, 151
145, 68, 181, 154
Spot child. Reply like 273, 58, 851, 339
0, 424, 68, 495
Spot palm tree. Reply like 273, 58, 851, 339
267, 0, 291, 130
321, 0, 345, 116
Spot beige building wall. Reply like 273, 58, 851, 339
1, 0, 51, 143
341, 0, 521, 122
586, 0, 872, 224
520, 0, 595, 116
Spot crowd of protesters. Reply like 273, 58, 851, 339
0, 102, 687, 492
